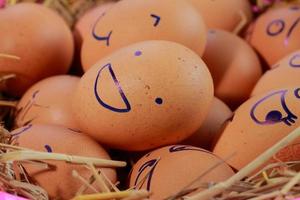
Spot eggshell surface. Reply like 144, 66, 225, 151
246, 5, 300, 66
252, 50, 300, 96
0, 3, 74, 96
73, 40, 214, 151
187, 0, 252, 32
213, 87, 300, 170
11, 124, 116, 200
81, 0, 207, 71
203, 29, 262, 108
129, 145, 235, 200
183, 97, 232, 150
14, 75, 80, 130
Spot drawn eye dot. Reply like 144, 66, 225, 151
44, 144, 53, 153
155, 97, 163, 105
265, 110, 282, 123
135, 51, 142, 56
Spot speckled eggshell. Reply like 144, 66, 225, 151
252, 50, 300, 96
213, 86, 300, 170
73, 40, 214, 151
183, 97, 233, 150
11, 124, 116, 200
81, 0, 207, 71
129, 145, 235, 200
0, 3, 74, 96
203, 29, 262, 108
14, 75, 80, 130
187, 0, 252, 32
246, 5, 300, 66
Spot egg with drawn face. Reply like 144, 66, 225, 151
81, 0, 207, 71
252, 50, 300, 96
129, 145, 235, 200
11, 124, 117, 200
73, 40, 214, 151
14, 75, 80, 130
213, 86, 300, 170
246, 5, 300, 66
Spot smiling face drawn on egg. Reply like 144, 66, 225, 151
93, 50, 165, 113
250, 88, 300, 126
265, 6, 300, 46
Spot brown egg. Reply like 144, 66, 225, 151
0, 3, 74, 96
213, 86, 300, 170
183, 97, 232, 150
252, 50, 300, 96
187, 0, 252, 32
81, 0, 207, 71
14, 75, 80, 130
246, 5, 300, 66
203, 29, 262, 108
73, 41, 214, 151
129, 145, 234, 200
11, 124, 117, 200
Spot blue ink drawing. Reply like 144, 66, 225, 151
266, 17, 300, 45
266, 19, 285, 36
150, 14, 161, 27
134, 159, 159, 190
11, 124, 33, 137
92, 15, 112, 46
155, 97, 163, 105
289, 54, 300, 67
44, 144, 53, 153
250, 89, 299, 126
169, 145, 210, 154
94, 63, 131, 113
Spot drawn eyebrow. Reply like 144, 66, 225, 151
150, 14, 161, 27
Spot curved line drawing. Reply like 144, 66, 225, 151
250, 90, 297, 126
94, 63, 131, 113
11, 124, 33, 137
134, 159, 159, 191
266, 19, 285, 36
169, 145, 210, 154
92, 15, 112, 46
294, 88, 300, 99
44, 144, 53, 153
289, 54, 300, 67
285, 16, 300, 45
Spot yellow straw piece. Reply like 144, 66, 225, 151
0, 53, 20, 60
0, 150, 127, 168
8, 0, 17, 6
73, 190, 149, 200
262, 171, 270, 183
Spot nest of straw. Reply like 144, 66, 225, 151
0, 0, 300, 199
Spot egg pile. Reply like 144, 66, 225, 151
1, 0, 300, 199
